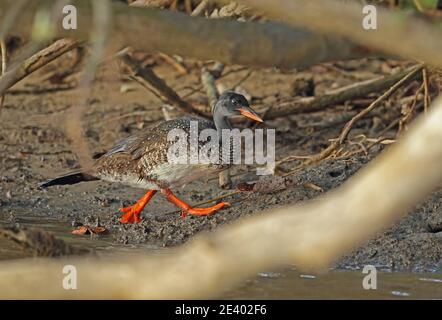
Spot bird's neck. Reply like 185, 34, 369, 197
213, 108, 232, 132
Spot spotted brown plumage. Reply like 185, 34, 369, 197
39, 92, 263, 223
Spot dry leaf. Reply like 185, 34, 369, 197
91, 226, 108, 235
71, 226, 89, 235
71, 225, 108, 235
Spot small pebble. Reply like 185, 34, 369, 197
391, 291, 410, 297
300, 274, 316, 279
419, 278, 442, 283
258, 272, 281, 278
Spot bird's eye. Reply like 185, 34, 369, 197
231, 98, 239, 105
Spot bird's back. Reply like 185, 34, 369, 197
94, 117, 224, 189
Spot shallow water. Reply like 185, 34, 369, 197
223, 269, 442, 299
0, 217, 441, 299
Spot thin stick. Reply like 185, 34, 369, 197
398, 82, 424, 134
0, 38, 6, 75
184, 0, 192, 14
157, 52, 188, 75
129, 74, 165, 102
423, 68, 430, 115
191, 0, 209, 16
0, 37, 6, 110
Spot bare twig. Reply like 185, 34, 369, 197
157, 52, 188, 75
423, 68, 431, 115
191, 0, 209, 16
398, 82, 424, 134
0, 39, 6, 76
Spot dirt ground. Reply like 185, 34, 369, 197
0, 53, 440, 272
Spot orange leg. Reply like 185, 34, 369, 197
162, 188, 229, 218
119, 190, 157, 223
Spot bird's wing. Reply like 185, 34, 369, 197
102, 117, 214, 161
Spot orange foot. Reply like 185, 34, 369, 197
119, 190, 157, 224
162, 189, 230, 218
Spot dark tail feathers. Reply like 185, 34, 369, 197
38, 172, 99, 189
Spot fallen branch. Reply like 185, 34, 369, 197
0, 38, 80, 96
265, 65, 420, 119
120, 52, 209, 118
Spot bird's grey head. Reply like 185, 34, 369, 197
214, 91, 263, 123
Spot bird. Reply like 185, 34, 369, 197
39, 92, 263, 224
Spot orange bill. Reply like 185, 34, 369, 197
239, 107, 263, 123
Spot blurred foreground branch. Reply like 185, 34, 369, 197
0, 0, 376, 70
1, 96, 442, 298
237, 0, 442, 68
1, 1, 441, 72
